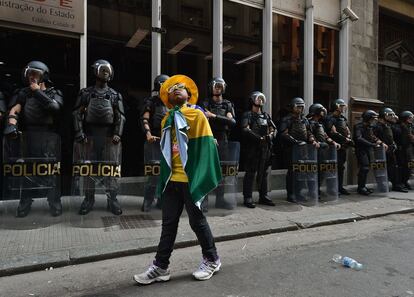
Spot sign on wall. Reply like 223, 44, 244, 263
0, 0, 84, 34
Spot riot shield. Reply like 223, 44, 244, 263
369, 145, 389, 194
291, 144, 319, 206
143, 141, 162, 206
318, 145, 338, 202
214, 141, 240, 209
2, 131, 61, 201
72, 137, 122, 196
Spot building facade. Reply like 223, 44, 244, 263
0, 0, 413, 186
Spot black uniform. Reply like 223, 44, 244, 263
374, 121, 402, 190
324, 114, 352, 191
279, 114, 314, 202
242, 111, 276, 203
141, 94, 168, 210
9, 87, 63, 215
353, 122, 379, 191
395, 122, 414, 188
0, 91, 6, 198
73, 85, 125, 214
202, 98, 236, 142
202, 98, 236, 209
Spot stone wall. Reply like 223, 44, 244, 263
349, 0, 379, 99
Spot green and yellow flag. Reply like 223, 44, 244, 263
157, 104, 222, 205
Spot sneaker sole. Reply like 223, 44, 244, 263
133, 274, 170, 285
193, 263, 221, 281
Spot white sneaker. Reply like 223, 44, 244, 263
192, 258, 221, 281
133, 264, 171, 285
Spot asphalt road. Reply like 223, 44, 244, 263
1, 213, 414, 297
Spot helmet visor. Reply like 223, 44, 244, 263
96, 63, 113, 81
24, 67, 44, 83
253, 94, 266, 106
212, 81, 225, 93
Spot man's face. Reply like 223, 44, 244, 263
338, 104, 347, 114
293, 105, 304, 115
27, 69, 42, 84
385, 112, 398, 124
96, 64, 112, 81
168, 83, 189, 106
407, 116, 414, 124
212, 82, 225, 96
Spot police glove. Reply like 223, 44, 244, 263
75, 132, 87, 143
112, 135, 121, 144
3, 124, 20, 139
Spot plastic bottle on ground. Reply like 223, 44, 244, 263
332, 254, 363, 270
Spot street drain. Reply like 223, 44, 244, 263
101, 214, 159, 231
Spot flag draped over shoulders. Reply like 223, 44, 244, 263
157, 104, 222, 205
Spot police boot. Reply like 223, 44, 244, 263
16, 198, 33, 218
107, 192, 122, 215
258, 194, 275, 206
243, 197, 256, 208
48, 199, 62, 217
392, 184, 409, 193
79, 196, 95, 215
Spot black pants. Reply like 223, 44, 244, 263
356, 149, 370, 189
386, 150, 400, 187
243, 145, 270, 199
155, 181, 218, 269
397, 146, 413, 185
337, 148, 347, 189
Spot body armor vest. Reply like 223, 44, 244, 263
400, 123, 414, 147
250, 112, 269, 137
333, 115, 349, 136
151, 97, 168, 136
23, 92, 54, 126
207, 99, 231, 132
361, 125, 377, 143
378, 122, 394, 145
85, 88, 114, 125
310, 119, 326, 142
290, 117, 308, 142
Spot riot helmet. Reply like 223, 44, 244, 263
22, 61, 50, 85
308, 103, 327, 118
362, 110, 379, 126
153, 74, 170, 92
209, 77, 226, 95
250, 91, 266, 107
92, 59, 114, 82
290, 97, 305, 114
330, 98, 347, 113
379, 107, 398, 123
400, 111, 414, 123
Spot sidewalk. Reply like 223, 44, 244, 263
1, 187, 414, 277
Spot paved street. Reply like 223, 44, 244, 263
1, 213, 414, 297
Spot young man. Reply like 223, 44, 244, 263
202, 77, 236, 211
72, 59, 125, 215
140, 74, 170, 212
4, 61, 63, 217
353, 110, 387, 195
241, 91, 277, 208
134, 75, 222, 285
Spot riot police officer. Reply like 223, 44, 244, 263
241, 91, 277, 208
202, 77, 236, 210
324, 99, 354, 195
279, 97, 318, 203
307, 104, 341, 197
353, 110, 387, 195
73, 59, 125, 215
395, 111, 414, 190
4, 61, 63, 217
374, 107, 407, 192
140, 74, 169, 212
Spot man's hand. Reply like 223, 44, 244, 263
75, 133, 87, 144
383, 143, 389, 151
333, 142, 341, 150
3, 124, 20, 139
30, 82, 41, 91
205, 110, 216, 119
112, 135, 121, 144
312, 141, 320, 149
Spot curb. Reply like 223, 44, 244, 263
1, 206, 414, 277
